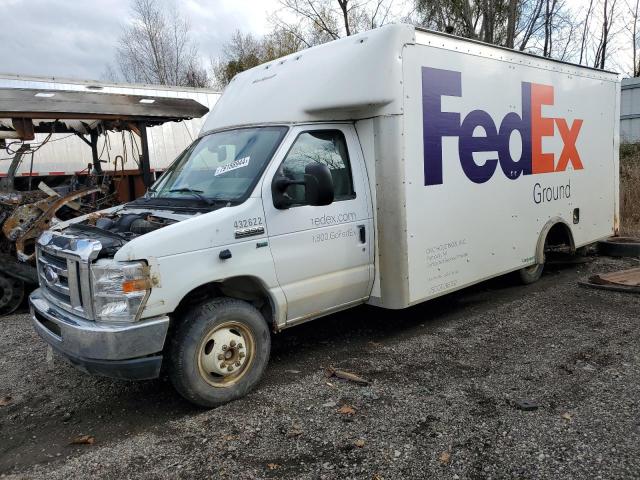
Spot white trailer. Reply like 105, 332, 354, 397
29, 25, 620, 407
621, 77, 640, 143
0, 74, 220, 177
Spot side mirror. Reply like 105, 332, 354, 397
303, 162, 334, 206
272, 162, 334, 209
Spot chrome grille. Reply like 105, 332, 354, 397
36, 231, 102, 320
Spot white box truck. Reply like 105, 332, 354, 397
29, 24, 620, 407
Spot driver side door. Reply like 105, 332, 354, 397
262, 125, 373, 324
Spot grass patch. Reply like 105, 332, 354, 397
620, 143, 640, 236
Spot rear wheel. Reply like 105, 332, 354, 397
518, 262, 544, 285
169, 297, 271, 407
0, 273, 24, 316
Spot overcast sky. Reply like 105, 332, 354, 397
0, 0, 634, 81
0, 0, 280, 81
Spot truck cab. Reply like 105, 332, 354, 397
30, 121, 375, 406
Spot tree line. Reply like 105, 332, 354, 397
108, 0, 640, 89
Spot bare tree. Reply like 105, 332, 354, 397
542, 0, 554, 56
212, 28, 303, 88
579, 0, 595, 64
416, 0, 481, 39
414, 0, 585, 62
627, 0, 640, 75
511, 0, 583, 60
517, 0, 545, 51
593, 0, 619, 69
211, 31, 263, 88
270, 0, 398, 47
113, 0, 208, 87
416, 0, 547, 49
212, 0, 401, 87
505, 0, 519, 47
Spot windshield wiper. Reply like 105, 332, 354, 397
167, 187, 214, 206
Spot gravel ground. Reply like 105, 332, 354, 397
1, 254, 640, 479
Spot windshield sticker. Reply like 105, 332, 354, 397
215, 156, 250, 176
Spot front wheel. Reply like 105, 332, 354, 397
169, 298, 271, 407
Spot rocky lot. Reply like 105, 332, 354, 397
1, 254, 640, 479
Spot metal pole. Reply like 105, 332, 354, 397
0, 144, 30, 191
90, 130, 102, 174
27, 151, 34, 190
138, 122, 152, 188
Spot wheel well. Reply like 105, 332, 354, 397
172, 277, 276, 330
545, 222, 575, 250
536, 218, 575, 263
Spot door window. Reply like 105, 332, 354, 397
277, 130, 355, 206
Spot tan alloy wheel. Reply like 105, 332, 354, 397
197, 321, 255, 387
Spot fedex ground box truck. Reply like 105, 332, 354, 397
29, 24, 620, 407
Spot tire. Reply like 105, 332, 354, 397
169, 297, 271, 408
0, 273, 25, 316
518, 262, 544, 285
598, 237, 640, 257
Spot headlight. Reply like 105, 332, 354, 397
90, 260, 151, 323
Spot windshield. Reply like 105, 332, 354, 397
147, 126, 288, 204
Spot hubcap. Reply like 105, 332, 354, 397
197, 321, 254, 387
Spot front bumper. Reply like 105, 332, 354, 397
29, 288, 170, 380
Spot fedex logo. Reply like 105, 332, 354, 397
422, 67, 583, 186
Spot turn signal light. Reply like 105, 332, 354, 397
122, 278, 152, 293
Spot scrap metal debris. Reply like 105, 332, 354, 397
515, 399, 539, 411
70, 435, 95, 445
326, 367, 370, 386
579, 267, 640, 294
0, 181, 109, 315
2, 186, 102, 262
336, 405, 356, 415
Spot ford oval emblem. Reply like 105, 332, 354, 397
44, 266, 59, 285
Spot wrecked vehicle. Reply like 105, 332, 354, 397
0, 184, 102, 314
0, 143, 104, 314
30, 25, 620, 407
0, 87, 208, 315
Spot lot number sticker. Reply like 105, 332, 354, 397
215, 156, 250, 176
